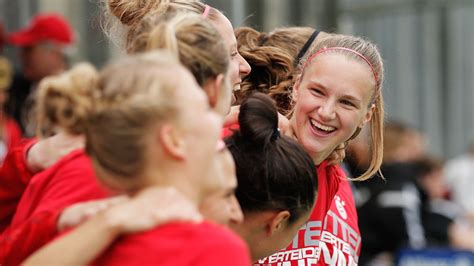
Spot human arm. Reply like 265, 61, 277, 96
26, 131, 84, 173
23, 187, 202, 266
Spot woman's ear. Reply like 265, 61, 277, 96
292, 77, 301, 101
158, 124, 186, 160
203, 74, 225, 109
359, 104, 375, 128
266, 210, 291, 236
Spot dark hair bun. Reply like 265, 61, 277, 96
238, 93, 278, 147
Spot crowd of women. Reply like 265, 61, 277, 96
0, 0, 390, 265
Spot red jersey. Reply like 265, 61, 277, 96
2, 118, 22, 154
93, 221, 251, 266
0, 138, 36, 232
8, 150, 109, 227
0, 149, 110, 265
255, 162, 361, 266
0, 209, 61, 265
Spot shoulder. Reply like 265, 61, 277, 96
192, 222, 251, 266
29, 150, 94, 188
96, 222, 250, 266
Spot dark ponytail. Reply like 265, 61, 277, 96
238, 93, 279, 148
226, 93, 317, 223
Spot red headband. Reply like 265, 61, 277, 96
302, 47, 379, 89
202, 5, 211, 18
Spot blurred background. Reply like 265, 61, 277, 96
1, 0, 473, 159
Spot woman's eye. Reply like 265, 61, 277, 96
311, 88, 324, 95
341, 100, 355, 107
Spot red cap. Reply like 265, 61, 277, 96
8, 13, 74, 46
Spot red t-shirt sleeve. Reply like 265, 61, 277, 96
0, 209, 61, 266
10, 151, 108, 227
5, 118, 22, 151
1, 152, 109, 264
0, 138, 37, 232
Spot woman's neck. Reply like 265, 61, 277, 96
143, 167, 202, 206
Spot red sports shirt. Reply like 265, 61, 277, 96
2, 118, 22, 155
93, 221, 251, 266
0, 138, 36, 232
0, 150, 110, 265
255, 162, 361, 266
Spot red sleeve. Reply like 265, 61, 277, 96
0, 138, 37, 232
27, 157, 107, 217
9, 152, 108, 228
5, 118, 22, 151
0, 209, 61, 266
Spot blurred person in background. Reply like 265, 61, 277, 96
353, 121, 429, 265
0, 57, 22, 165
444, 139, 474, 225
415, 156, 474, 251
5, 13, 74, 136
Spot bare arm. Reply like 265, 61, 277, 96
27, 131, 84, 173
24, 187, 202, 265
23, 211, 122, 266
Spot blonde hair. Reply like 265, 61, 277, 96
236, 27, 327, 114
297, 34, 385, 181
36, 63, 98, 138
103, 0, 219, 48
0, 57, 12, 90
127, 12, 228, 86
86, 52, 182, 182
36, 51, 187, 187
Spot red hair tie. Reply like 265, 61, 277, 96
202, 5, 211, 18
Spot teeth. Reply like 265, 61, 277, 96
310, 119, 335, 132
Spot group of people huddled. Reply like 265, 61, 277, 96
0, 0, 472, 265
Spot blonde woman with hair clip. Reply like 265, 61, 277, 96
237, 33, 385, 265
126, 11, 232, 117
104, 0, 251, 99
